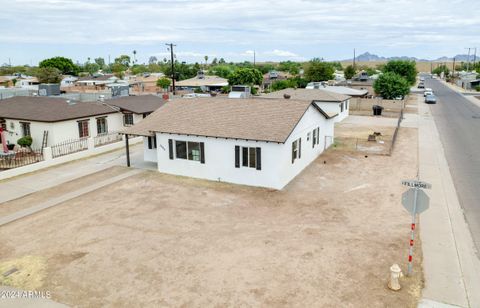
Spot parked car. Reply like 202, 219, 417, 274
424, 89, 433, 97
425, 94, 437, 104
418, 83, 425, 89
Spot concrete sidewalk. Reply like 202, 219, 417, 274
0, 143, 152, 204
0, 169, 142, 226
417, 96, 480, 308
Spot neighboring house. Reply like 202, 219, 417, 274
262, 70, 292, 89
262, 88, 351, 122
75, 74, 119, 89
0, 76, 16, 88
123, 97, 336, 189
455, 72, 480, 90
175, 72, 228, 92
336, 80, 374, 97
129, 73, 166, 94
15, 77, 39, 90
107, 95, 166, 127
60, 76, 78, 87
306, 82, 368, 97
0, 96, 122, 148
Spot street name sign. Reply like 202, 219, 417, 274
401, 180, 432, 189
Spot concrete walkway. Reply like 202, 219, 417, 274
417, 95, 480, 308
0, 169, 142, 226
0, 143, 153, 204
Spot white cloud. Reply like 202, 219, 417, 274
2, 0, 480, 64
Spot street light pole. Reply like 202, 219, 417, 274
166, 43, 177, 95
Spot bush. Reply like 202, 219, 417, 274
156, 77, 171, 89
475, 85, 480, 92
17, 136, 33, 148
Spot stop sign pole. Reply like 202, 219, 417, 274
401, 179, 431, 276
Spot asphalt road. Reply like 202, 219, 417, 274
424, 77, 480, 252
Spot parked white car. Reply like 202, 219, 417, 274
424, 89, 433, 97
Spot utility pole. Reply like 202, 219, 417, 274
166, 43, 176, 95
353, 48, 356, 69
473, 48, 477, 67
466, 48, 472, 71
253, 50, 256, 67
453, 57, 456, 82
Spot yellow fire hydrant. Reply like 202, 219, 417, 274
388, 264, 403, 291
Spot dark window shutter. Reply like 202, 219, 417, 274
168, 139, 173, 159
256, 147, 261, 170
299, 138, 302, 159
148, 137, 152, 149
312, 130, 315, 148
316, 128, 320, 145
235, 146, 240, 168
200, 142, 205, 164
292, 142, 295, 164
153, 136, 157, 148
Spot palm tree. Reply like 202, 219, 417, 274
133, 50, 137, 64
204, 55, 209, 68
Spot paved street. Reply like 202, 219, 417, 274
424, 77, 480, 254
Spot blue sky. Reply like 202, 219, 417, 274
1, 0, 479, 65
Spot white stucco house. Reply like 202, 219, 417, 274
262, 88, 351, 122
0, 95, 166, 149
124, 97, 337, 189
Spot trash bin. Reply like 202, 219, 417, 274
372, 105, 384, 116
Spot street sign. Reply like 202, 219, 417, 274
401, 179, 432, 276
401, 180, 432, 189
402, 188, 430, 214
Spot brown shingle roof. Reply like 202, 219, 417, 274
124, 97, 325, 142
108, 95, 166, 114
0, 96, 117, 122
261, 88, 350, 102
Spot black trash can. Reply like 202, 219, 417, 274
372, 105, 384, 116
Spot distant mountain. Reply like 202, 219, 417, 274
342, 52, 475, 62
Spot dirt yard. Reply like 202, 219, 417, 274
0, 128, 422, 307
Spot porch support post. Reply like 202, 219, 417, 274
125, 134, 131, 167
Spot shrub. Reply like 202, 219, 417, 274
475, 85, 480, 92
17, 136, 33, 147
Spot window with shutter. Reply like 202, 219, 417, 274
168, 139, 173, 159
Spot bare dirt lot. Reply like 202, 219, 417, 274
0, 128, 421, 307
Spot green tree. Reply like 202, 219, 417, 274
344, 65, 356, 80
35, 67, 62, 83
373, 72, 410, 99
228, 68, 263, 86
304, 58, 335, 82
111, 62, 126, 78
94, 57, 105, 67
114, 55, 131, 68
278, 61, 301, 75
208, 65, 234, 79
219, 58, 226, 64
39, 57, 78, 75
432, 64, 450, 76
84, 62, 100, 75
383, 60, 417, 85
130, 64, 148, 75
156, 77, 171, 89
